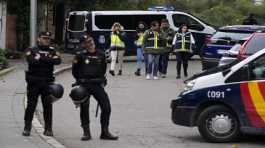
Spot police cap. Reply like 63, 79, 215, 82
80, 34, 93, 43
38, 31, 52, 38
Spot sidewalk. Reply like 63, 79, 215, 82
0, 54, 73, 148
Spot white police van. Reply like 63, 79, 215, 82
171, 47, 265, 142
65, 6, 216, 55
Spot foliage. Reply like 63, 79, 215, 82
63, 0, 265, 27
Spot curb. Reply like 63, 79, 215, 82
0, 66, 16, 77
24, 65, 72, 148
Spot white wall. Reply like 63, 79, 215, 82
0, 1, 6, 49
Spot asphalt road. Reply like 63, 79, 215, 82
48, 61, 265, 148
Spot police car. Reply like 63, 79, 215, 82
171, 47, 265, 142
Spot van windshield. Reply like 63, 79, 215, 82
68, 15, 85, 31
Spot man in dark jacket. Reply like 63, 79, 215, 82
242, 13, 258, 25
72, 35, 118, 141
23, 31, 61, 137
159, 19, 175, 78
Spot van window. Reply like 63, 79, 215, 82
249, 54, 265, 80
226, 54, 265, 83
172, 14, 204, 31
68, 15, 86, 31
95, 14, 166, 30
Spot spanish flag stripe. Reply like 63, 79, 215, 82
240, 83, 265, 128
248, 82, 265, 123
257, 82, 265, 101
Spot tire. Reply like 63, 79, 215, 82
197, 105, 240, 143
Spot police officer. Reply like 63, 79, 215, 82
159, 19, 175, 78
109, 22, 126, 76
23, 31, 61, 136
172, 24, 195, 79
72, 35, 118, 141
134, 21, 147, 76
143, 21, 167, 80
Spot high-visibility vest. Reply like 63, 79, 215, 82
135, 32, 144, 47
173, 32, 192, 53
145, 31, 165, 49
110, 33, 125, 49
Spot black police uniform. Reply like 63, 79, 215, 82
72, 48, 118, 140
23, 44, 61, 136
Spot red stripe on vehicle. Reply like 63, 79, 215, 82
240, 83, 265, 128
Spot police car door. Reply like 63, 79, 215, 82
226, 54, 265, 128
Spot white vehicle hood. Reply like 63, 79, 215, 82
192, 72, 225, 90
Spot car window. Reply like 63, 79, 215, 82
95, 14, 166, 30
172, 14, 204, 31
244, 35, 265, 55
68, 15, 86, 31
249, 55, 265, 80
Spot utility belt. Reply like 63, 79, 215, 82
25, 71, 55, 84
74, 78, 106, 86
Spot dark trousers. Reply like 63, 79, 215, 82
24, 83, 52, 130
175, 52, 190, 76
159, 53, 169, 75
80, 84, 111, 129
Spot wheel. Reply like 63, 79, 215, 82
197, 105, 240, 143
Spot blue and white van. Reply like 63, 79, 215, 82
65, 8, 216, 55
171, 47, 265, 142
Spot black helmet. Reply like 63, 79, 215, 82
48, 84, 64, 103
69, 85, 88, 106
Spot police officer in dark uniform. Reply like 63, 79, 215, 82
23, 31, 62, 137
71, 35, 118, 141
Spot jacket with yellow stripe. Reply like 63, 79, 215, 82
143, 29, 167, 54
172, 32, 195, 53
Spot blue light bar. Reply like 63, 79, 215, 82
148, 5, 175, 11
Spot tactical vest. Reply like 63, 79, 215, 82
173, 32, 192, 53
145, 31, 165, 50
110, 33, 125, 49
78, 51, 105, 79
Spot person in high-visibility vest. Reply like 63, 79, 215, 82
109, 22, 126, 76
143, 21, 167, 80
159, 19, 175, 78
134, 21, 147, 76
172, 24, 195, 79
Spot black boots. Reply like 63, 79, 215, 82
81, 126, 91, 141
109, 70, 115, 76
43, 127, 53, 137
22, 123, 32, 136
134, 69, 141, 76
100, 127, 119, 140
118, 70, 122, 76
